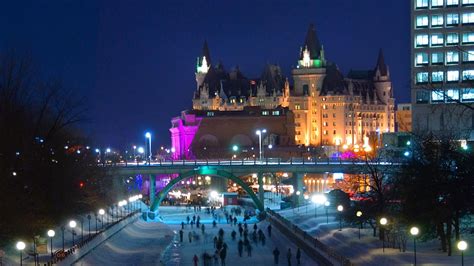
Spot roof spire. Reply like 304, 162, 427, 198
300, 23, 322, 60
202, 40, 212, 65
375, 48, 388, 77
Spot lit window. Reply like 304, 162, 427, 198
431, 34, 444, 46
447, 70, 460, 81
432, 15, 444, 27
462, 32, 474, 44
462, 0, 474, 5
432, 90, 445, 102
447, 0, 459, 5
432, 71, 444, 82
416, 53, 429, 65
447, 89, 460, 102
416, 15, 429, 28
295, 104, 301, 110
262, 111, 269, 116
462, 88, 474, 102
432, 0, 444, 6
272, 110, 280, 116
463, 50, 474, 62
416, 0, 429, 8
462, 12, 474, 24
416, 72, 429, 83
446, 51, 459, 64
416, 34, 429, 47
462, 70, 474, 80
432, 52, 444, 64
446, 14, 459, 25
446, 33, 459, 45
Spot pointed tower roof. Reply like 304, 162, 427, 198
202, 40, 212, 65
300, 24, 322, 60
374, 48, 388, 76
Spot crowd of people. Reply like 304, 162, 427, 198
176, 206, 303, 266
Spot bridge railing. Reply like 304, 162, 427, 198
110, 157, 404, 167
266, 209, 353, 266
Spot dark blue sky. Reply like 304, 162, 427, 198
1, 1, 410, 149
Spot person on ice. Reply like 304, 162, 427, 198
287, 248, 292, 266
179, 229, 183, 242
273, 247, 280, 264
237, 239, 243, 257
296, 248, 301, 265
192, 254, 198, 266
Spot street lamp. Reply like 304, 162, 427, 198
457, 240, 468, 266
99, 209, 105, 229
304, 195, 309, 214
145, 132, 152, 164
16, 241, 26, 266
133, 145, 137, 162
324, 201, 330, 224
87, 215, 91, 238
255, 129, 267, 162
337, 205, 344, 231
410, 226, 419, 266
69, 220, 77, 246
356, 211, 363, 239
47, 229, 55, 259
311, 194, 327, 219
61, 226, 65, 250
379, 217, 388, 253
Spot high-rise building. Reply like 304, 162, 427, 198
411, 0, 474, 140
189, 24, 395, 151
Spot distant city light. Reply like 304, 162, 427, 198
145, 132, 151, 139
137, 147, 145, 154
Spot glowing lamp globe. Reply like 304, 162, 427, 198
457, 240, 468, 251
47, 229, 55, 238
16, 241, 26, 251
410, 227, 419, 236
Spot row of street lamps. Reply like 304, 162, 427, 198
300, 195, 469, 266
14, 194, 143, 265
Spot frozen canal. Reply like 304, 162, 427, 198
75, 206, 318, 265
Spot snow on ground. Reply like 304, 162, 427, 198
74, 220, 173, 265
159, 206, 317, 266
279, 204, 474, 266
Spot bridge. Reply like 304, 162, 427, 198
106, 158, 402, 220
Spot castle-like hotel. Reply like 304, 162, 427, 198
191, 24, 395, 148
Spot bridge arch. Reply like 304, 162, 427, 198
149, 167, 264, 212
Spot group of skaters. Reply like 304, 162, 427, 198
178, 206, 303, 265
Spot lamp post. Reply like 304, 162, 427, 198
256, 129, 267, 162
311, 194, 327, 219
47, 229, 55, 259
69, 220, 77, 246
410, 227, 419, 265
16, 241, 25, 266
133, 145, 137, 163
80, 219, 84, 244
324, 201, 330, 224
87, 215, 91, 238
61, 226, 65, 250
457, 240, 468, 266
337, 205, 344, 231
111, 205, 115, 222
99, 209, 105, 229
94, 213, 98, 234
356, 211, 363, 239
304, 195, 309, 214
379, 217, 388, 253
145, 132, 152, 165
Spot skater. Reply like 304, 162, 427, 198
238, 226, 243, 237
187, 216, 190, 224
261, 234, 266, 246
193, 254, 199, 266
246, 243, 252, 257
231, 230, 237, 240
188, 231, 192, 243
296, 248, 301, 265
191, 220, 194, 229
201, 224, 206, 235
213, 249, 219, 265
287, 248, 292, 266
220, 245, 227, 266
181, 221, 185, 230
273, 247, 280, 264
213, 236, 218, 248
213, 220, 217, 228
253, 223, 257, 231
179, 229, 184, 242
267, 224, 272, 237
237, 239, 244, 257
233, 217, 237, 226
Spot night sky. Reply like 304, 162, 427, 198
1, 1, 410, 149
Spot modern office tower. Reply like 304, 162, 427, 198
411, 0, 474, 140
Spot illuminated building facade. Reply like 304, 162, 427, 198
411, 0, 474, 140
191, 24, 395, 149
396, 103, 413, 132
